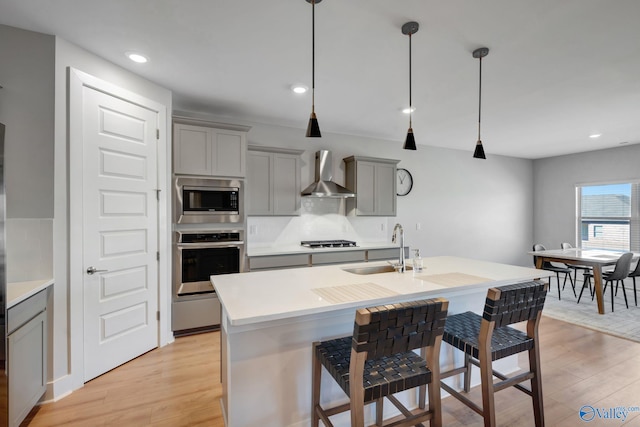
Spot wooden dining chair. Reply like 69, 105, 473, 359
440, 281, 548, 427
312, 298, 448, 427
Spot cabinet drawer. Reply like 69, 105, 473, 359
248, 254, 310, 270
172, 297, 221, 331
312, 251, 365, 265
8, 289, 47, 335
367, 248, 403, 261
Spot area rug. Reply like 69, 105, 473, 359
542, 280, 640, 343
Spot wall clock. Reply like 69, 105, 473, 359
396, 168, 413, 196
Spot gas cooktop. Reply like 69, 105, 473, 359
301, 240, 357, 249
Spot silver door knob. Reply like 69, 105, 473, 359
86, 266, 108, 275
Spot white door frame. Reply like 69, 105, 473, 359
68, 68, 171, 391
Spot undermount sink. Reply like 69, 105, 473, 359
342, 264, 413, 275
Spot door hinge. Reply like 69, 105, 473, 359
156, 129, 160, 140
156, 189, 161, 200
156, 251, 160, 261
156, 311, 160, 321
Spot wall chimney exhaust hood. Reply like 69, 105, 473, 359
301, 150, 355, 198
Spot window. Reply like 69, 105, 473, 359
577, 182, 640, 252
593, 225, 603, 238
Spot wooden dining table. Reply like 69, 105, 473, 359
529, 248, 640, 314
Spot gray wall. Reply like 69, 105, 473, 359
0, 24, 55, 219
397, 144, 533, 266
533, 143, 640, 250
0, 25, 55, 282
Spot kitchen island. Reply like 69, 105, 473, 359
214, 256, 550, 427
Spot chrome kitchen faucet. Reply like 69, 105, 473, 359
392, 223, 406, 272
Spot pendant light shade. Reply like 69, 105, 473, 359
473, 140, 486, 159
472, 47, 489, 159
404, 128, 416, 151
402, 21, 419, 150
305, 0, 322, 137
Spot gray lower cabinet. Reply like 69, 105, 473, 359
247, 146, 303, 216
248, 254, 310, 271
312, 251, 366, 265
367, 248, 402, 261
247, 248, 402, 271
7, 289, 48, 427
343, 156, 399, 216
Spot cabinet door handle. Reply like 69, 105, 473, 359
86, 266, 108, 275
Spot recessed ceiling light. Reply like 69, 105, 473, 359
126, 52, 148, 63
589, 133, 602, 139
291, 84, 308, 94
402, 107, 416, 114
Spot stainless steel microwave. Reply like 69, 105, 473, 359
174, 177, 244, 224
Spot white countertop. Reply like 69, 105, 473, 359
246, 242, 400, 257
7, 278, 54, 308
214, 256, 551, 326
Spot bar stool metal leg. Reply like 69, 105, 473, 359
463, 353, 472, 392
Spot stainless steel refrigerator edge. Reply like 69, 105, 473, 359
1, 122, 8, 425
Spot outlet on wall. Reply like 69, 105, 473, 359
380, 223, 385, 232
249, 225, 258, 235
416, 222, 421, 230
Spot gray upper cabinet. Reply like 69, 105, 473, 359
247, 145, 303, 216
173, 118, 249, 178
343, 156, 399, 216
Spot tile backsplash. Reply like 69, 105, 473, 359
247, 198, 391, 248
6, 218, 53, 282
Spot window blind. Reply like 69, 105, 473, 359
577, 182, 639, 252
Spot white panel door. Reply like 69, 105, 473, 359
82, 86, 159, 381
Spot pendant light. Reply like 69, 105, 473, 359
402, 21, 419, 150
472, 47, 489, 159
305, 0, 322, 137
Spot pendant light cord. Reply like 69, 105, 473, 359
477, 56, 482, 141
311, 0, 316, 114
408, 32, 412, 128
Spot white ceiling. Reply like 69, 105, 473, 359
2, 0, 640, 159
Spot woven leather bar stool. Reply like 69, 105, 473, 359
312, 298, 449, 427
439, 281, 548, 427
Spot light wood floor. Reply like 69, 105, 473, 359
22, 316, 640, 426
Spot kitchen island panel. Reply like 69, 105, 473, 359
220, 287, 518, 427
215, 257, 551, 427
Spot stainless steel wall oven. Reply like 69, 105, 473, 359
174, 176, 243, 224
172, 230, 245, 333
